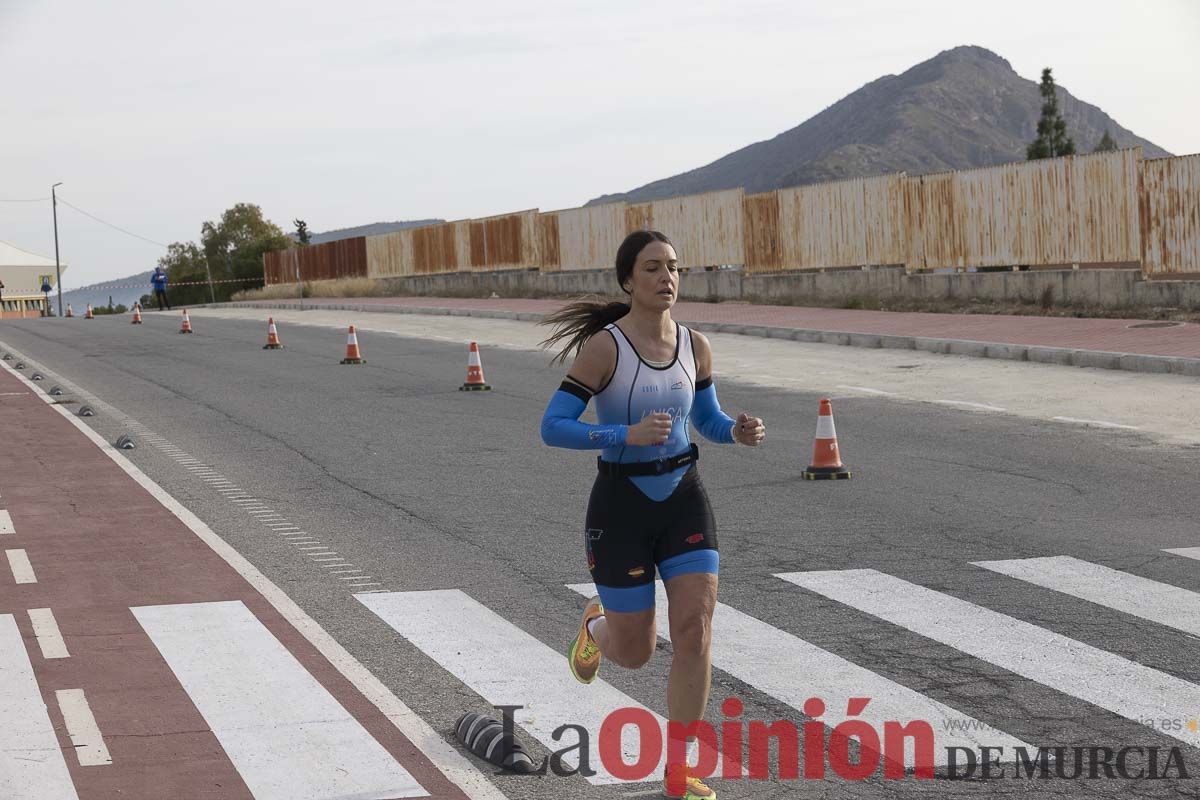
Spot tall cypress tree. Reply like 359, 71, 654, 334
1093, 129, 1117, 152
1027, 68, 1076, 160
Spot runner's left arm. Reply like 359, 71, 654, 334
691, 330, 765, 446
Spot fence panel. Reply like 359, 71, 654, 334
293, 237, 367, 281
470, 209, 539, 271
625, 203, 653, 233
779, 179, 865, 269
954, 167, 1012, 267
538, 212, 560, 271
742, 191, 781, 273
557, 202, 627, 272
1073, 148, 1141, 265
648, 188, 745, 267
862, 174, 907, 267
904, 172, 962, 271
1005, 157, 1073, 266
412, 222, 466, 275
366, 229, 415, 278
1141, 153, 1200, 276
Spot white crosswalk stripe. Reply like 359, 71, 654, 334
776, 568, 1200, 749
1164, 547, 1200, 562
566, 581, 1029, 767
0, 614, 80, 800
975, 555, 1200, 636
133, 600, 428, 800
356, 588, 671, 785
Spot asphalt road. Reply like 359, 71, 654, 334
2, 311, 1199, 800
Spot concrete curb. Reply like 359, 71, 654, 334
208, 301, 1200, 378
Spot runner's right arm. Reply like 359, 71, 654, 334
540, 333, 671, 449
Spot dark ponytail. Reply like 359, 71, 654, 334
539, 230, 673, 365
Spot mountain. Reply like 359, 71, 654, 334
588, 46, 1171, 205
61, 271, 154, 311
290, 219, 444, 245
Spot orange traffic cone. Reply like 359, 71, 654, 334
65, 304, 74, 318
459, 341, 491, 391
802, 399, 851, 480
340, 325, 365, 364
85, 304, 94, 319
179, 309, 193, 334
131, 303, 143, 324
263, 317, 283, 349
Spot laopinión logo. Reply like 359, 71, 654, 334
483, 697, 1190, 786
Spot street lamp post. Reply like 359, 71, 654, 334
52, 182, 63, 317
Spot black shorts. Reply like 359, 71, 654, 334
583, 466, 719, 612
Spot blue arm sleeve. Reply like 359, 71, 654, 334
691, 378, 736, 444
540, 385, 627, 450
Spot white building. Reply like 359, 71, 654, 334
0, 240, 68, 319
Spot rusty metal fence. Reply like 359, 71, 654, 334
264, 148, 1198, 284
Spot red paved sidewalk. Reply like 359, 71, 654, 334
0, 364, 468, 800
232, 297, 1200, 360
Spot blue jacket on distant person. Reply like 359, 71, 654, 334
151, 269, 167, 291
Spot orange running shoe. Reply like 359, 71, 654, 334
663, 763, 716, 799
568, 596, 604, 684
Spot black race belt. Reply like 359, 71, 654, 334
597, 444, 699, 477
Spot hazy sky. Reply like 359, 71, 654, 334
2, 0, 1197, 288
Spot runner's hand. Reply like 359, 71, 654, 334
734, 412, 765, 446
626, 413, 673, 446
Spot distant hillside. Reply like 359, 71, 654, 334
291, 219, 444, 245
61, 271, 154, 311
60, 220, 446, 309
589, 45, 1171, 205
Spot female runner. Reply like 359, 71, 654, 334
540, 230, 765, 799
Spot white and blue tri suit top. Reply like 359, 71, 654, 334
594, 323, 697, 502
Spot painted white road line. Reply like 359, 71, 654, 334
836, 385, 899, 396
0, 509, 13, 534
28, 609, 69, 659
0, 357, 505, 800
975, 556, 1200, 637
358, 589, 670, 784
322, 563, 355, 569
932, 400, 1007, 412
1051, 416, 1140, 430
55, 689, 112, 767
567, 582, 1025, 766
777, 568, 1200, 749
6, 549, 36, 584
133, 600, 427, 799
1165, 547, 1200, 561
0, 614, 80, 799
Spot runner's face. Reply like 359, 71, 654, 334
625, 241, 679, 310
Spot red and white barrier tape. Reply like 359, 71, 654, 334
70, 277, 264, 291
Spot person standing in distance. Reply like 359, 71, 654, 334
151, 266, 170, 311
540, 230, 765, 800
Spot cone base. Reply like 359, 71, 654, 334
803, 467, 852, 480
131, 321, 142, 324
178, 330, 193, 334
263, 343, 284, 349
459, 383, 491, 391
340, 358, 366, 364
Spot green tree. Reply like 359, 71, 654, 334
196, 203, 291, 303
294, 219, 311, 246
1027, 67, 1076, 160
1093, 129, 1118, 153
